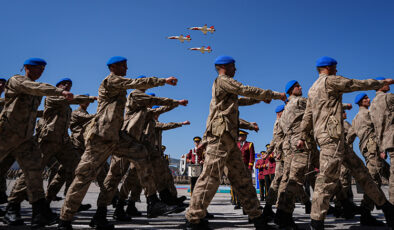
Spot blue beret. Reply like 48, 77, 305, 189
316, 56, 337, 67
354, 93, 367, 105
275, 105, 285, 113
56, 78, 72, 87
107, 56, 127, 66
0, 78, 6, 82
152, 105, 160, 109
285, 80, 298, 94
82, 93, 90, 97
375, 77, 386, 81
137, 75, 146, 79
214, 56, 235, 65
147, 93, 156, 96
24, 58, 47, 66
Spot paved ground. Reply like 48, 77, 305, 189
0, 180, 390, 229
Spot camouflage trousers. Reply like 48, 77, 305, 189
149, 149, 178, 195
361, 145, 390, 211
0, 154, 16, 194
276, 148, 318, 213
60, 132, 157, 221
265, 159, 284, 206
8, 139, 80, 203
311, 141, 387, 221
333, 164, 352, 202
0, 132, 44, 204
386, 149, 394, 204
185, 132, 262, 224
119, 156, 178, 202
119, 163, 143, 202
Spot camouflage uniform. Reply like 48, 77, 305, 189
60, 74, 167, 221
7, 95, 95, 203
348, 106, 389, 210
95, 90, 180, 208
119, 162, 143, 202
300, 74, 388, 221
265, 118, 285, 206
0, 75, 64, 203
369, 91, 394, 203
69, 106, 109, 194
185, 74, 283, 223
276, 95, 319, 213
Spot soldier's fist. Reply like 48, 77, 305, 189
182, 120, 191, 125
165, 76, 178, 86
296, 140, 305, 149
62, 91, 74, 101
251, 122, 259, 132
380, 152, 387, 160
262, 98, 272, 104
383, 78, 394, 85
178, 99, 188, 106
279, 93, 287, 102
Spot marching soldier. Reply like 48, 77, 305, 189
1, 58, 73, 228
262, 105, 285, 219
275, 80, 317, 229
369, 77, 394, 204
57, 56, 179, 230
346, 93, 390, 225
298, 56, 394, 229
6, 78, 96, 213
185, 55, 286, 229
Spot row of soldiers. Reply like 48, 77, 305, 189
0, 54, 393, 230
0, 56, 194, 230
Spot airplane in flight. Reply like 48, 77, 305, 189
188, 24, 215, 35
189, 46, 212, 54
167, 34, 192, 43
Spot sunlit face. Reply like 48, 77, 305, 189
360, 96, 370, 107
290, 83, 302, 96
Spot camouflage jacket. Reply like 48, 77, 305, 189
280, 95, 308, 150
300, 74, 384, 146
267, 118, 285, 159
204, 74, 282, 140
122, 89, 179, 142
154, 121, 183, 152
348, 107, 377, 152
143, 104, 180, 147
370, 91, 394, 152
70, 106, 95, 149
85, 73, 166, 142
39, 95, 95, 143
0, 75, 64, 140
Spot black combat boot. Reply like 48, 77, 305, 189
340, 199, 358, 219
3, 202, 24, 226
274, 209, 298, 229
205, 211, 214, 219
147, 194, 182, 218
77, 203, 92, 212
252, 214, 268, 230
89, 206, 114, 230
380, 201, 394, 228
0, 208, 5, 217
0, 191, 8, 204
304, 200, 312, 214
113, 199, 131, 221
262, 204, 275, 222
310, 219, 324, 230
359, 206, 385, 226
57, 219, 73, 230
31, 198, 58, 228
158, 189, 186, 213
126, 200, 142, 217
111, 195, 118, 209
185, 218, 212, 230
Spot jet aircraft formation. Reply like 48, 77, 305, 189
167, 24, 215, 53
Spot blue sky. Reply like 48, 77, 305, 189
0, 0, 393, 160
